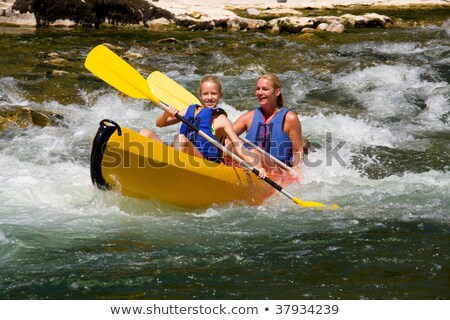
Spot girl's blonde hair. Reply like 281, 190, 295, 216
258, 74, 284, 107
198, 75, 224, 97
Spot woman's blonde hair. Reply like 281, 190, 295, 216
258, 74, 284, 107
198, 75, 224, 97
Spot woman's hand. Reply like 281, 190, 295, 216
289, 166, 301, 177
256, 167, 267, 179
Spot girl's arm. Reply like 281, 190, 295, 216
156, 106, 186, 128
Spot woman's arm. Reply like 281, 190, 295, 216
284, 111, 304, 168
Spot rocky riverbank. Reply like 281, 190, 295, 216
1, 1, 449, 33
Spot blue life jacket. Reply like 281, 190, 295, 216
179, 104, 223, 162
245, 107, 293, 165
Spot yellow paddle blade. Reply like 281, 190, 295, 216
147, 71, 200, 111
292, 197, 340, 210
85, 44, 158, 103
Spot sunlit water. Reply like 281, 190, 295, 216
0, 23, 449, 299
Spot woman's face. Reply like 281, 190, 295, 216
199, 81, 222, 108
255, 78, 280, 108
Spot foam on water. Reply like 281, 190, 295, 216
0, 154, 91, 215
333, 64, 441, 119
0, 92, 158, 231
1, 80, 448, 224
0, 77, 28, 107
1, 34, 449, 223
303, 113, 411, 148
340, 41, 429, 56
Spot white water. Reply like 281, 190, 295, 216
1, 76, 448, 219
0, 25, 449, 299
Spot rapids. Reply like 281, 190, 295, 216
0, 22, 449, 299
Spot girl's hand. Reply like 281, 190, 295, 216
165, 106, 179, 117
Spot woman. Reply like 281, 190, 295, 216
233, 74, 303, 174
140, 75, 267, 178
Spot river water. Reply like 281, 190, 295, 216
0, 22, 449, 299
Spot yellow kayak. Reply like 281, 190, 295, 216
90, 119, 294, 208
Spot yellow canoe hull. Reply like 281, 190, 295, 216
90, 120, 292, 208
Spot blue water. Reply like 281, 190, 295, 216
0, 23, 449, 299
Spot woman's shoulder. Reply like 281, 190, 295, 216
284, 110, 302, 127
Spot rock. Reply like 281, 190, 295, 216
326, 21, 346, 33
47, 52, 60, 58
148, 17, 171, 31
316, 16, 341, 26
228, 17, 268, 32
316, 22, 329, 31
103, 43, 124, 51
0, 116, 17, 131
11, 0, 174, 28
270, 23, 280, 33
0, 107, 63, 131
13, 107, 33, 128
271, 17, 316, 33
301, 27, 316, 33
47, 58, 70, 66
156, 38, 180, 44
340, 14, 369, 28
50, 70, 70, 76
123, 51, 144, 60
188, 20, 215, 31
246, 8, 260, 16
340, 13, 392, 28
30, 109, 52, 127
363, 13, 393, 27
189, 12, 203, 19
262, 9, 302, 16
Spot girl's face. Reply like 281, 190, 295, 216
255, 78, 280, 108
199, 81, 222, 108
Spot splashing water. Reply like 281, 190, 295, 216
0, 25, 449, 299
